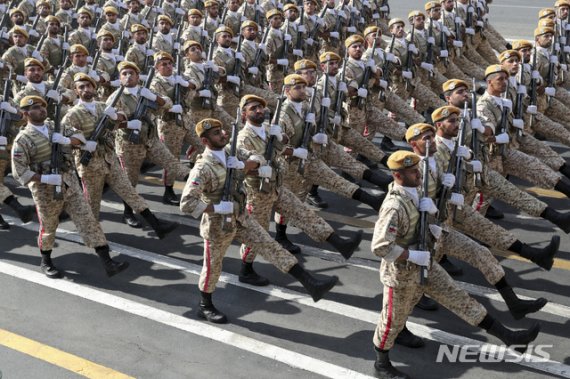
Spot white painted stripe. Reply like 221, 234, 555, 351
0, 261, 373, 379
490, 4, 543, 10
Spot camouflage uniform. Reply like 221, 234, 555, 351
180, 148, 298, 293
265, 26, 287, 92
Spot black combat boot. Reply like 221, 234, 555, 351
480, 314, 540, 353
197, 291, 228, 324
40, 250, 63, 279
439, 254, 463, 276
509, 236, 560, 270
356, 154, 378, 169
288, 264, 338, 302
484, 204, 504, 220
306, 185, 328, 208
275, 223, 301, 254
326, 230, 363, 260
4, 195, 34, 223
0, 213, 9, 230
95, 245, 129, 277
495, 278, 547, 320
415, 295, 438, 311
554, 177, 570, 198
374, 347, 411, 379
380, 137, 398, 153
122, 201, 142, 228
239, 262, 270, 286
395, 325, 425, 348
352, 188, 385, 211
162, 185, 180, 206
140, 209, 179, 239
540, 206, 570, 233
559, 163, 570, 180
362, 169, 392, 190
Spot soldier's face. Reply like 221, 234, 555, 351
244, 102, 265, 125
537, 33, 553, 48
285, 10, 298, 22
100, 36, 114, 50
487, 72, 508, 93
519, 48, 531, 63
325, 0, 335, 8
48, 21, 60, 34
203, 127, 228, 149
189, 15, 202, 26
74, 81, 96, 101
411, 132, 436, 157
216, 32, 232, 47
348, 43, 363, 60
411, 16, 425, 30
286, 84, 307, 102
120, 69, 139, 87
299, 69, 316, 86
269, 16, 283, 28
78, 14, 92, 27
242, 26, 257, 40
366, 32, 382, 47
158, 20, 171, 33
105, 13, 118, 23
24, 104, 48, 124
304, 1, 316, 15
11, 13, 24, 25
134, 30, 148, 44
128, 1, 141, 12
12, 33, 27, 47
321, 60, 339, 75
71, 53, 88, 66
559, 6, 570, 19
429, 7, 442, 21
207, 6, 219, 17
25, 66, 44, 83
447, 87, 469, 108
60, 0, 72, 10
186, 46, 203, 61
228, 0, 239, 11
391, 24, 405, 38
438, 116, 459, 138
442, 0, 454, 12
502, 58, 520, 76
156, 59, 174, 76
38, 5, 50, 16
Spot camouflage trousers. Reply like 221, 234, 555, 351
435, 228, 505, 285
373, 262, 487, 350
385, 90, 424, 126
240, 186, 333, 264
76, 153, 148, 220
337, 126, 386, 164
275, 155, 359, 224
445, 59, 474, 87
32, 172, 107, 251
518, 134, 565, 171
367, 104, 407, 140
501, 148, 561, 189
464, 43, 491, 67
452, 203, 517, 251
554, 85, 570, 111
115, 136, 190, 187
477, 37, 500, 65
533, 112, 570, 147
158, 116, 200, 179
485, 24, 509, 51
455, 54, 486, 81
545, 97, 570, 126
318, 140, 368, 179
199, 212, 298, 293
410, 81, 446, 114
0, 158, 13, 203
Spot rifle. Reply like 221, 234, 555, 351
379, 0, 389, 20
403, 23, 415, 92
465, 0, 475, 44
547, 37, 557, 106
305, 6, 326, 56
281, 20, 291, 74
71, 0, 82, 29
88, 17, 104, 56
220, 5, 229, 25
295, 7, 305, 56
424, 17, 434, 77
514, 64, 525, 139
90, 50, 101, 73
128, 67, 158, 143
378, 34, 395, 102
260, 89, 285, 193
453, 0, 462, 57
46, 57, 69, 111
143, 19, 156, 73
497, 78, 510, 157
0, 70, 21, 157
61, 25, 69, 67
439, 18, 449, 67
332, 52, 348, 139
200, 13, 209, 48
220, 107, 240, 231
418, 138, 430, 285
253, 0, 261, 26
79, 85, 125, 166
470, 77, 482, 188
201, 40, 217, 109
33, 33, 47, 55
50, 101, 64, 200
529, 47, 537, 128
297, 85, 317, 175
173, 26, 184, 127
250, 26, 269, 79
317, 64, 330, 153
556, 22, 566, 82
451, 102, 467, 221
230, 33, 243, 97
357, 28, 380, 109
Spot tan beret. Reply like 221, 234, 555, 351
294, 59, 317, 71
498, 49, 521, 63
266, 9, 283, 19
20, 95, 47, 109
118, 60, 140, 73
154, 50, 174, 62
284, 74, 308, 86
36, 0, 51, 8
10, 26, 29, 39
96, 30, 116, 42
204, 0, 219, 7
103, 6, 119, 15
538, 18, 555, 28
387, 150, 421, 170
157, 15, 173, 24
485, 64, 509, 78
442, 79, 469, 92
45, 15, 61, 24
24, 58, 45, 69
319, 51, 341, 63
239, 94, 267, 109
512, 39, 533, 50
432, 105, 461, 123
73, 72, 97, 88
363, 25, 380, 37
9, 9, 25, 17
196, 118, 222, 137
388, 18, 405, 29
131, 23, 149, 33
534, 26, 554, 37
408, 10, 425, 20
183, 40, 202, 51
188, 9, 203, 17
241, 20, 259, 30
77, 7, 94, 18
424, 1, 440, 11
538, 8, 555, 19
405, 123, 436, 142
283, 3, 297, 12
69, 44, 89, 55
345, 34, 365, 48
214, 25, 234, 37
555, 0, 570, 7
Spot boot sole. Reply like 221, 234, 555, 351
156, 223, 180, 239
105, 262, 130, 277
122, 217, 143, 229
512, 323, 541, 353
197, 309, 228, 324
310, 276, 339, 302
239, 276, 270, 286
512, 298, 548, 320
339, 230, 364, 260
535, 235, 560, 271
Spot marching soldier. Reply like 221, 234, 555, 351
203, 0, 222, 39
11, 95, 129, 278
62, 72, 178, 238
152, 15, 177, 55
371, 150, 540, 378
180, 117, 339, 323
265, 9, 289, 93
68, 8, 96, 49
181, 9, 209, 46
1, 26, 51, 79
124, 24, 154, 73
100, 6, 124, 49
39, 15, 68, 70
54, 0, 74, 28
60, 44, 110, 99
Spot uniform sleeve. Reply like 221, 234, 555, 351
477, 99, 497, 134
11, 136, 36, 186
180, 164, 210, 218
371, 203, 406, 262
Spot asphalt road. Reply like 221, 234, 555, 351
1, 2, 570, 379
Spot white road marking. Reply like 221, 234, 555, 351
6, 217, 570, 378
0, 261, 374, 379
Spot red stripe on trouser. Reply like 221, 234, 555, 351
118, 155, 126, 170
475, 191, 484, 211
242, 204, 254, 262
81, 177, 90, 202
379, 287, 394, 350
36, 206, 43, 251
363, 124, 370, 138
203, 240, 211, 292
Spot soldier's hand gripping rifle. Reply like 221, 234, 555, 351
260, 89, 285, 193
229, 33, 243, 97
280, 20, 291, 74
317, 64, 330, 153
173, 25, 184, 126
379, 0, 390, 20
143, 19, 157, 74
50, 100, 64, 200
514, 63, 525, 140
297, 85, 317, 175
332, 53, 348, 139
465, 0, 475, 44
79, 85, 125, 166
357, 28, 380, 109
201, 39, 217, 109
470, 78, 482, 188
253, 0, 261, 25
452, 0, 463, 57
305, 6, 326, 57
221, 108, 240, 231
378, 34, 395, 102
451, 102, 468, 221
128, 67, 158, 144
423, 17, 435, 78
497, 78, 510, 157
0, 70, 21, 158
403, 23, 415, 92
418, 138, 431, 285
200, 13, 209, 49
528, 47, 538, 128
250, 26, 269, 80
439, 18, 449, 67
